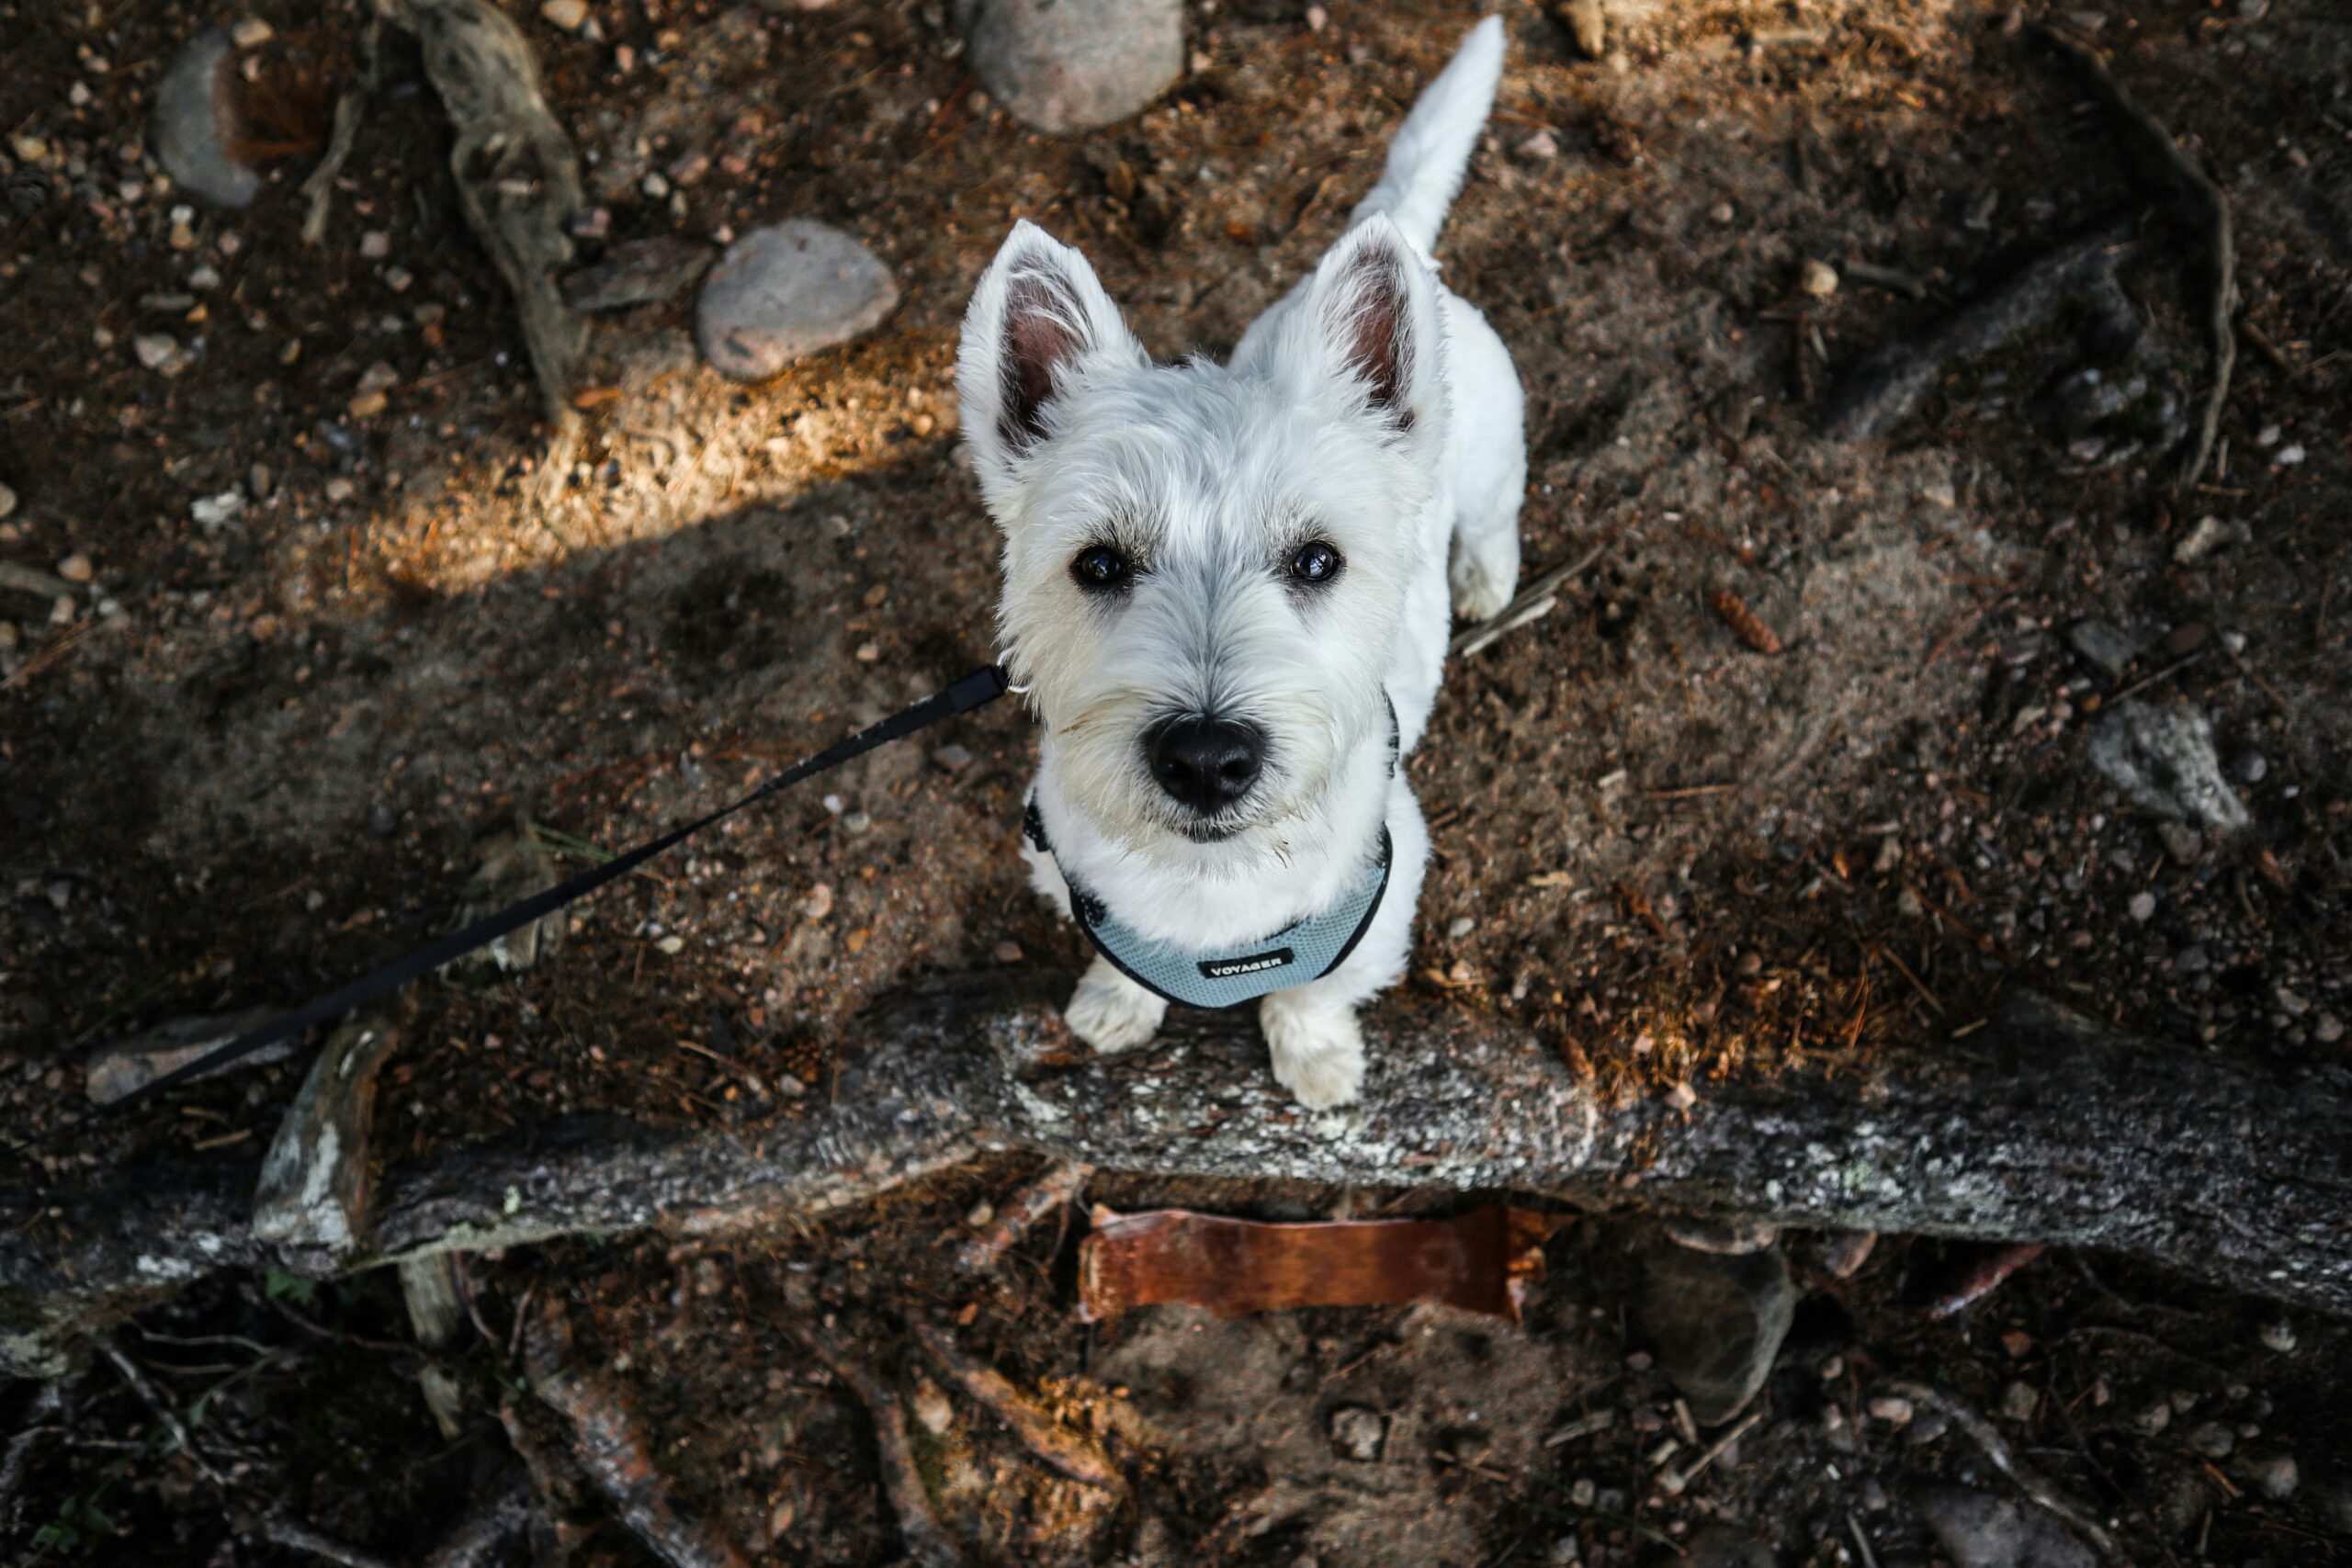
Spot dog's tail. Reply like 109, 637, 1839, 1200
1347, 16, 1505, 256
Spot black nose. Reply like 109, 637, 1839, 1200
1146, 716, 1264, 816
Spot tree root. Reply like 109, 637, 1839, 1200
788, 1318, 971, 1568
2036, 25, 2235, 494
910, 1317, 1122, 1489
958, 1159, 1088, 1273
262, 1516, 401, 1568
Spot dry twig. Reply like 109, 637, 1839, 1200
1450, 525, 1629, 658
2037, 25, 2234, 493
102, 1341, 224, 1488
299, 17, 381, 246
1883, 1379, 2118, 1559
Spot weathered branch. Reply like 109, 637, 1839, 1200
4, 975, 2350, 1376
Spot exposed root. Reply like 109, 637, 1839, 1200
299, 17, 381, 247
424, 1472, 537, 1568
789, 1319, 971, 1568
2036, 25, 2234, 493
1818, 217, 2138, 441
1927, 1240, 2046, 1318
102, 1340, 224, 1489
910, 1318, 1122, 1489
1883, 1379, 2118, 1560
959, 1159, 1089, 1273
523, 1307, 753, 1568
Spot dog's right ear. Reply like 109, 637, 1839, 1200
958, 222, 1143, 494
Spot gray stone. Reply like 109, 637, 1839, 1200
2086, 701, 2250, 833
1635, 1241, 1795, 1427
1915, 1485, 2097, 1568
2184, 1419, 2234, 1459
562, 235, 715, 312
695, 220, 898, 382
966, 0, 1182, 134
2231, 747, 2267, 784
2064, 617, 2137, 681
2240, 1451, 2297, 1500
153, 28, 261, 209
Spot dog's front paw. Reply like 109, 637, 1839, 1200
1064, 959, 1166, 1055
1261, 993, 1366, 1110
1450, 551, 1517, 623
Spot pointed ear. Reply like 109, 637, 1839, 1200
957, 222, 1143, 489
1295, 217, 1445, 442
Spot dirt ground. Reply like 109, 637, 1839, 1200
2, 0, 2349, 1558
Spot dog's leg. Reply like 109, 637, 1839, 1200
1442, 295, 1525, 622
1260, 984, 1367, 1110
1064, 955, 1167, 1055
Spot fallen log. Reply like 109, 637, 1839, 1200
2, 975, 2348, 1375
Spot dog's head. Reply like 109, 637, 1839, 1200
958, 219, 1449, 866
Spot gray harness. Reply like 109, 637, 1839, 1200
1025, 705, 1398, 1010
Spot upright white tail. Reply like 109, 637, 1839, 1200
1347, 16, 1506, 256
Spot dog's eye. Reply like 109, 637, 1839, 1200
1289, 541, 1342, 584
1071, 545, 1131, 591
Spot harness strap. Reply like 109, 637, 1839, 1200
108, 664, 1011, 1111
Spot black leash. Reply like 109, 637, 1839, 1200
108, 664, 1011, 1112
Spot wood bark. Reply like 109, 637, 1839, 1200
3, 975, 2347, 1374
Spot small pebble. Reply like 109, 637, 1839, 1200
1446, 916, 1476, 939
1708, 200, 1736, 223
368, 806, 397, 837
2231, 748, 2267, 784
1999, 1382, 2038, 1423
655, 934, 685, 955
1329, 1405, 1385, 1461
991, 941, 1023, 964
2314, 1013, 2344, 1044
2128, 891, 2156, 922
55, 553, 93, 583
230, 18, 273, 47
1866, 1395, 1913, 1427
2158, 822, 2202, 863
133, 333, 179, 369
2245, 1453, 2298, 1501
1517, 130, 1559, 160
966, 1200, 995, 1228
1797, 258, 1838, 297
541, 0, 590, 29
2185, 1420, 2235, 1460
0, 483, 14, 520
2274, 444, 2305, 467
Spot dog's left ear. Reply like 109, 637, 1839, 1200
958, 222, 1146, 507
1295, 217, 1446, 448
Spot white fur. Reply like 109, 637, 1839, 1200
957, 18, 1525, 1109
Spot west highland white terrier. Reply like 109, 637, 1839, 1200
956, 17, 1524, 1109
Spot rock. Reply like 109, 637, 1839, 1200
132, 333, 180, 371
1556, 0, 1607, 58
54, 553, 93, 584
230, 17, 274, 47
1867, 1394, 1915, 1427
192, 491, 245, 530
2157, 822, 2202, 863
564, 236, 715, 311
2184, 1419, 2235, 1459
153, 28, 261, 209
2230, 747, 2267, 784
695, 220, 899, 382
2064, 617, 2137, 682
0, 482, 16, 520
541, 0, 590, 29
1329, 1404, 1385, 1461
1664, 1216, 1781, 1255
966, 0, 1182, 134
2259, 1320, 2296, 1353
443, 829, 567, 982
2086, 701, 2250, 833
1915, 1485, 2096, 1568
84, 1008, 288, 1105
2241, 1452, 2297, 1500
2173, 513, 2248, 564
1634, 1242, 1795, 1427
1516, 130, 1559, 160
1999, 1381, 2039, 1423
1811, 1228, 1877, 1278
2128, 891, 2156, 922
1797, 259, 1839, 298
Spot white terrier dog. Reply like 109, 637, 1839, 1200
956, 18, 1523, 1109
